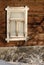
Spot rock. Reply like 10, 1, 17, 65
0, 47, 44, 65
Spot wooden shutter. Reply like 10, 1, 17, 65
9, 20, 16, 37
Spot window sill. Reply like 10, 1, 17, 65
5, 37, 27, 42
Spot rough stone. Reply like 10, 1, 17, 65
0, 46, 44, 65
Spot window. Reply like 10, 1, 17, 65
9, 12, 25, 37
5, 6, 29, 42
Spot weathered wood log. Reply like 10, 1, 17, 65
0, 0, 44, 46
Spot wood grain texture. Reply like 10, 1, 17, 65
0, 0, 44, 46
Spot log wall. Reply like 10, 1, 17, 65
0, 0, 44, 46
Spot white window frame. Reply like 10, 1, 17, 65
5, 6, 29, 42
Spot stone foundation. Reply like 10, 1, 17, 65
0, 46, 44, 65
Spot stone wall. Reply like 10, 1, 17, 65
0, 0, 44, 46
0, 46, 44, 65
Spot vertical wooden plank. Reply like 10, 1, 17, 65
25, 6, 29, 41
5, 7, 10, 42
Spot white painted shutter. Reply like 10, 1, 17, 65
10, 12, 24, 19
10, 20, 16, 37
17, 21, 24, 37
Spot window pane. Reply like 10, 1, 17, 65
9, 21, 16, 37
10, 12, 24, 19
17, 21, 24, 37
